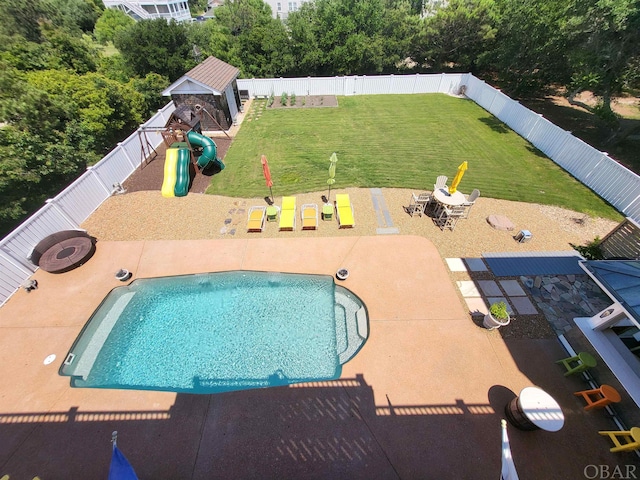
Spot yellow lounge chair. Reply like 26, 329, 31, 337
301, 203, 318, 230
247, 206, 266, 232
335, 194, 355, 228
279, 196, 296, 231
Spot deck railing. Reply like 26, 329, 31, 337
1, 73, 639, 306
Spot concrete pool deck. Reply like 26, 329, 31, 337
0, 236, 638, 479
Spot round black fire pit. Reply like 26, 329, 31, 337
30, 230, 96, 273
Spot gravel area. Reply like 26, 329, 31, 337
80, 187, 620, 341
82, 187, 619, 258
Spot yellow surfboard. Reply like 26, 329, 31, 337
161, 148, 179, 197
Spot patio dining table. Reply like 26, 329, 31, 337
432, 188, 466, 219
433, 187, 465, 207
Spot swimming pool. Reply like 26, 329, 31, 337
60, 271, 368, 394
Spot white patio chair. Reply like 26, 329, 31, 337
434, 175, 448, 191
461, 189, 480, 219
408, 192, 431, 217
435, 205, 465, 231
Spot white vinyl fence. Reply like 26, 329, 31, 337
2, 72, 640, 306
237, 73, 468, 97
0, 102, 176, 306
462, 76, 640, 222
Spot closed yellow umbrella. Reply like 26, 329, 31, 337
449, 161, 468, 194
327, 152, 338, 201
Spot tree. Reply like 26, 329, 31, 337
0, 40, 51, 71
26, 69, 144, 153
0, 64, 73, 139
94, 8, 135, 44
564, 0, 640, 126
487, 0, 570, 95
42, 27, 98, 73
47, 0, 103, 34
214, 0, 273, 36
232, 20, 294, 77
0, 126, 87, 237
380, 0, 421, 72
186, 18, 239, 66
0, 0, 52, 42
418, 0, 497, 72
114, 19, 191, 81
188, 0, 209, 15
287, 0, 390, 76
286, 4, 325, 75
131, 73, 171, 117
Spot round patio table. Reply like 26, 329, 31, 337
432, 187, 465, 206
505, 386, 565, 432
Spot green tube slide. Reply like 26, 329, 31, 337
174, 147, 190, 197
186, 130, 225, 171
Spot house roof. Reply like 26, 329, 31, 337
162, 56, 239, 96
582, 260, 640, 323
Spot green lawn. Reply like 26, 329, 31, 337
208, 94, 622, 220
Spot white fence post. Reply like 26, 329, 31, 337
118, 141, 138, 170
87, 166, 113, 196
488, 89, 499, 112
0, 250, 33, 276
44, 199, 79, 229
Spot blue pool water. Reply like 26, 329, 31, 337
60, 271, 368, 394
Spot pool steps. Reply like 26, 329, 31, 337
63, 291, 136, 379
334, 286, 368, 364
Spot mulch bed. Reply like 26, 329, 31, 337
268, 95, 338, 109
123, 136, 233, 194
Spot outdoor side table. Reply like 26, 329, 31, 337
322, 204, 333, 220
515, 229, 532, 243
505, 386, 565, 432
266, 206, 278, 222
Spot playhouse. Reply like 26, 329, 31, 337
161, 56, 242, 132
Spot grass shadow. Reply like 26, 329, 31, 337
519, 97, 640, 174
478, 116, 511, 134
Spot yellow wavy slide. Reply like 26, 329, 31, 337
161, 148, 179, 197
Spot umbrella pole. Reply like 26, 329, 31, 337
327, 184, 331, 202
269, 186, 273, 204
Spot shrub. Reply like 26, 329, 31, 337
571, 236, 604, 260
291, 93, 296, 106
280, 92, 288, 106
267, 93, 274, 107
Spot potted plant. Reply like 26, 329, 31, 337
483, 301, 511, 330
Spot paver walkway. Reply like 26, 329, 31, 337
447, 256, 612, 335
369, 188, 399, 235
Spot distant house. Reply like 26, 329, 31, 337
162, 56, 242, 132
102, 0, 192, 22
263, 0, 307, 19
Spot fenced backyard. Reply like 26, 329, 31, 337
213, 94, 618, 219
1, 73, 639, 306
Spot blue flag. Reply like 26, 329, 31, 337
108, 445, 138, 480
